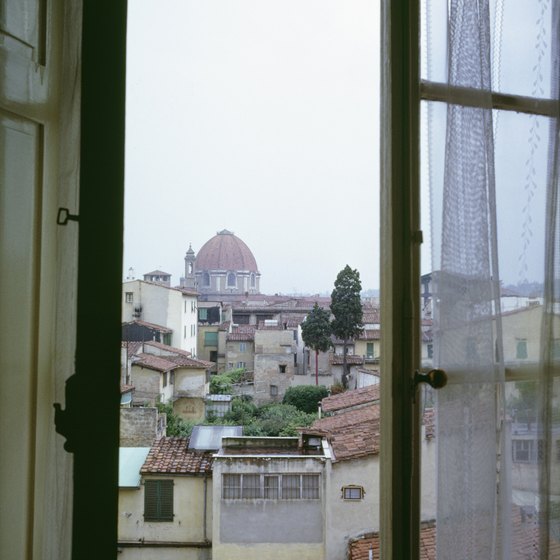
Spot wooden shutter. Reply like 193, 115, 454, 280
145, 480, 174, 521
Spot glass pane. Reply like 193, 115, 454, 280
421, 1, 555, 100
281, 475, 300, 499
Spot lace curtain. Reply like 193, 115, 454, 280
424, 1, 560, 558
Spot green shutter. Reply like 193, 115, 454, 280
144, 480, 173, 521
204, 331, 218, 346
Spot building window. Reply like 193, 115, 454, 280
239, 342, 247, 352
184, 300, 187, 313
204, 331, 218, 346
169, 371, 174, 385
342, 485, 365, 500
162, 372, 168, 388
237, 361, 246, 369
516, 339, 528, 360
427, 343, 433, 359
227, 272, 236, 288
163, 333, 171, 346
144, 479, 174, 521
191, 324, 196, 336
125, 292, 133, 303
512, 439, 544, 463
199, 308, 208, 321
241, 474, 261, 499
366, 342, 374, 359
264, 475, 279, 499
222, 474, 242, 499
270, 384, 278, 396
279, 364, 287, 373
184, 326, 186, 339
250, 273, 256, 287
223, 474, 319, 500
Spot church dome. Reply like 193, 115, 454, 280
195, 229, 259, 272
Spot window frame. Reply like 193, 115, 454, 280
222, 473, 320, 500
342, 485, 365, 501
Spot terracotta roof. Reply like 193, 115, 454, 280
132, 353, 179, 372
357, 329, 381, 340
121, 319, 172, 333
321, 385, 380, 413
122, 340, 143, 355
349, 520, 436, 560
143, 340, 192, 357
120, 384, 134, 394
227, 332, 255, 341
195, 230, 259, 272
167, 355, 214, 368
330, 354, 364, 366
362, 311, 380, 324
232, 324, 256, 333
141, 437, 214, 474
312, 405, 380, 461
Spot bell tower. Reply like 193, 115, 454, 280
184, 243, 196, 288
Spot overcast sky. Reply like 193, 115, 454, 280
123, 0, 380, 294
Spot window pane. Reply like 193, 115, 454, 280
222, 474, 241, 499
302, 474, 319, 499
281, 475, 300, 499
421, 0, 555, 99
264, 475, 279, 499
242, 474, 261, 499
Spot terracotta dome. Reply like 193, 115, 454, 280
195, 230, 259, 272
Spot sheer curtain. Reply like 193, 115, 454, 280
423, 1, 560, 558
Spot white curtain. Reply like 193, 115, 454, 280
426, 1, 560, 558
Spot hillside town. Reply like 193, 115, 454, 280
117, 229, 555, 560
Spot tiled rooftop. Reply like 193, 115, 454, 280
321, 384, 380, 413
141, 437, 214, 475
349, 520, 436, 560
357, 329, 381, 340
132, 353, 179, 372
330, 354, 364, 366
143, 340, 192, 357
121, 319, 172, 333
227, 332, 255, 342
312, 405, 380, 461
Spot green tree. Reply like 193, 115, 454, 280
156, 403, 196, 437
283, 385, 329, 414
301, 303, 332, 384
330, 265, 363, 388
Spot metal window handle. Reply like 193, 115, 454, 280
412, 368, 448, 403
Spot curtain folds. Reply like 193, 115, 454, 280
429, 1, 560, 558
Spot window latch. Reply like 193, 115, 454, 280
412, 368, 447, 403
57, 207, 79, 226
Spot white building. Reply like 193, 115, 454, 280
122, 279, 199, 355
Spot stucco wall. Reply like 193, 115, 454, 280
173, 397, 206, 422
212, 456, 326, 559
325, 457, 379, 560
131, 365, 163, 404
118, 475, 212, 544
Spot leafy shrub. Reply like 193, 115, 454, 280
156, 403, 196, 437
282, 385, 329, 414
209, 367, 246, 394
